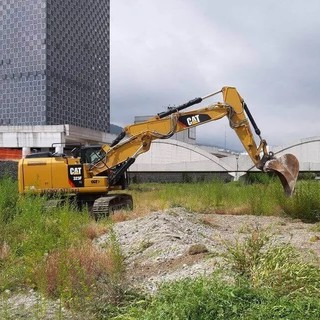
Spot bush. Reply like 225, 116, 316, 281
0, 177, 19, 223
223, 227, 320, 296
37, 238, 126, 309
277, 181, 320, 222
243, 172, 276, 185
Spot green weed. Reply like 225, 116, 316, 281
0, 176, 19, 223
223, 228, 320, 295
0, 177, 126, 314
277, 181, 320, 221
113, 274, 320, 320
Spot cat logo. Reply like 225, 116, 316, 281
69, 167, 82, 175
68, 165, 84, 187
178, 114, 211, 128
186, 115, 200, 126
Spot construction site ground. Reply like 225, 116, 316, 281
2, 207, 320, 318
97, 207, 320, 293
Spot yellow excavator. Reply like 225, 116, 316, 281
18, 86, 299, 217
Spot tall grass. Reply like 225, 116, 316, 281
222, 227, 320, 295
127, 179, 320, 221
129, 181, 252, 214
118, 276, 320, 320
0, 176, 19, 223
276, 180, 320, 221
0, 177, 126, 314
0, 195, 88, 290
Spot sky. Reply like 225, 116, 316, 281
110, 0, 320, 151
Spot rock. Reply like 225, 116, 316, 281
187, 244, 209, 255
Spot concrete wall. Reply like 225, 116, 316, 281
0, 125, 116, 149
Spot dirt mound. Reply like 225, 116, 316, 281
96, 208, 320, 293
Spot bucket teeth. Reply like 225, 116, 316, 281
263, 154, 299, 196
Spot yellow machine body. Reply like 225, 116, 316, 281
18, 156, 116, 195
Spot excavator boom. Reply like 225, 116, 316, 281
99, 86, 299, 196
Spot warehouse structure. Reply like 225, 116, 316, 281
128, 136, 320, 181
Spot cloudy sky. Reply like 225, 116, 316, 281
110, 0, 320, 151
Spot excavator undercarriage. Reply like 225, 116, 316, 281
91, 194, 133, 220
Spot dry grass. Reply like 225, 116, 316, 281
0, 241, 10, 261
41, 242, 119, 298
110, 211, 131, 223
110, 203, 160, 223
82, 222, 109, 240
214, 205, 251, 215
199, 216, 220, 228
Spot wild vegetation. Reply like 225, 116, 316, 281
0, 176, 320, 319
128, 175, 320, 221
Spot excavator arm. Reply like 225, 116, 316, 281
220, 87, 299, 196
90, 86, 299, 196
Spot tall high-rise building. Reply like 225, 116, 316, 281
0, 0, 110, 132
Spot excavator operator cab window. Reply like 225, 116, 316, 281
80, 146, 106, 164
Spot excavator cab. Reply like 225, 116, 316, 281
69, 145, 106, 164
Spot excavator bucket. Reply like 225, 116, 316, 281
263, 154, 299, 196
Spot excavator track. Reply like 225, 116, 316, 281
91, 194, 133, 220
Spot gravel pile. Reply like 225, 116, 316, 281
97, 208, 224, 292
99, 208, 219, 263
96, 207, 320, 293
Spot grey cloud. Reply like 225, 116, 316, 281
110, 0, 320, 151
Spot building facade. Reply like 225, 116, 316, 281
0, 0, 110, 131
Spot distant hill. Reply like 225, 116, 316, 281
110, 124, 123, 135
